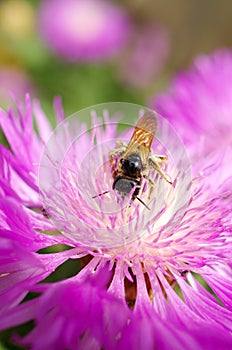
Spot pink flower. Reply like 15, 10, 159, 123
0, 67, 36, 106
37, 0, 132, 62
152, 49, 232, 153
0, 94, 64, 207
0, 96, 232, 349
117, 24, 170, 89
0, 196, 78, 318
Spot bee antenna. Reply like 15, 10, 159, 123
92, 191, 109, 199
135, 196, 150, 210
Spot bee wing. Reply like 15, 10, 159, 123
123, 111, 157, 164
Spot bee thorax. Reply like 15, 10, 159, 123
121, 153, 143, 177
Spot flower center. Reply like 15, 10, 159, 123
39, 103, 192, 251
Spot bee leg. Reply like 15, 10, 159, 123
151, 154, 168, 167
115, 140, 128, 148
142, 175, 155, 200
148, 178, 155, 199
109, 144, 127, 158
109, 149, 124, 158
148, 157, 173, 185
109, 144, 127, 171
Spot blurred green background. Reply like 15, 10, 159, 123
0, 0, 232, 119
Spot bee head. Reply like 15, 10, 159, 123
112, 176, 140, 198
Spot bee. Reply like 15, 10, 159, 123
93, 112, 172, 208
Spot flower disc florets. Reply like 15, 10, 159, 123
39, 103, 191, 251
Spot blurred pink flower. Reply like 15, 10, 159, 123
152, 49, 232, 153
0, 67, 36, 106
118, 24, 170, 89
37, 0, 132, 62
